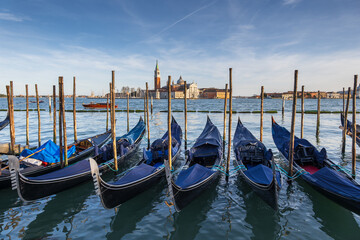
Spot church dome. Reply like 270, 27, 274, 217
177, 76, 185, 85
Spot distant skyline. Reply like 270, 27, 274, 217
0, 0, 360, 96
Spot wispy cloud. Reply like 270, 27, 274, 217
0, 12, 25, 22
155, 0, 217, 36
283, 0, 301, 5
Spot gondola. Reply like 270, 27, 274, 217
9, 117, 145, 201
82, 102, 118, 109
272, 117, 360, 214
340, 113, 360, 147
0, 130, 111, 189
90, 117, 182, 209
169, 116, 222, 211
0, 111, 10, 131
233, 118, 281, 209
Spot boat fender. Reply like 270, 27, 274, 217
8, 156, 20, 190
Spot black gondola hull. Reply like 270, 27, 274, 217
0, 131, 111, 189
239, 169, 278, 209
99, 169, 164, 209
172, 171, 220, 211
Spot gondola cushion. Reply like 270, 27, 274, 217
175, 163, 214, 189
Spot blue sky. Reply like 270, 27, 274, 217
0, 0, 360, 96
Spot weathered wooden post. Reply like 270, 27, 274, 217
223, 84, 228, 150
111, 71, 118, 171
151, 96, 153, 114
260, 86, 264, 142
48, 95, 51, 113
61, 80, 68, 166
26, 85, 29, 146
168, 76, 172, 170
301, 85, 304, 139
6, 85, 15, 154
342, 87, 351, 154
288, 70, 298, 179
73, 76, 77, 142
53, 85, 56, 144
316, 90, 321, 138
226, 68, 233, 180
282, 96, 285, 118
146, 82, 150, 149
58, 77, 63, 167
343, 87, 345, 114
184, 80, 188, 149
35, 84, 41, 147
352, 75, 358, 178
144, 92, 146, 123
127, 92, 130, 132
106, 92, 109, 131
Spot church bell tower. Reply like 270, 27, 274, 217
154, 60, 161, 90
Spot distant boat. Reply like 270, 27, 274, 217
30, 100, 44, 103
82, 102, 118, 109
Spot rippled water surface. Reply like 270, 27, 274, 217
1, 97, 360, 239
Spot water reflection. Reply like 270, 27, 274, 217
21, 181, 93, 239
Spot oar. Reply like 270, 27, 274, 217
0, 147, 46, 171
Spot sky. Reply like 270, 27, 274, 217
0, 0, 360, 96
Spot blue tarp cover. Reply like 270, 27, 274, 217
28, 159, 90, 180
20, 140, 76, 164
192, 117, 222, 149
272, 121, 326, 166
175, 163, 214, 189
113, 163, 157, 185
116, 117, 145, 144
304, 167, 360, 201
244, 164, 282, 187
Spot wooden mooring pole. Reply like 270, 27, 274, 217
146, 82, 150, 150
58, 77, 63, 167
282, 96, 285, 118
316, 90, 321, 139
301, 85, 304, 139
223, 83, 228, 150
61, 80, 68, 166
151, 96, 153, 114
127, 92, 130, 132
343, 87, 345, 114
111, 71, 118, 171
48, 95, 51, 113
260, 86, 264, 142
106, 92, 109, 131
288, 70, 298, 180
35, 84, 41, 147
342, 87, 351, 154
184, 80, 188, 150
226, 68, 233, 180
53, 85, 56, 144
168, 76, 172, 170
26, 84, 29, 146
352, 75, 357, 178
144, 92, 146, 123
73, 76, 77, 142
6, 85, 15, 154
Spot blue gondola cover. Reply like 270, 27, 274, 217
116, 118, 145, 144
113, 163, 157, 185
20, 140, 76, 164
244, 164, 281, 187
28, 159, 90, 180
176, 164, 214, 189
304, 167, 360, 201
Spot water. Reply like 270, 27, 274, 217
1, 97, 360, 239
